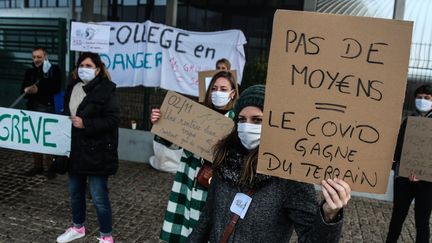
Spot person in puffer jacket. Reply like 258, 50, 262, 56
56, 52, 119, 243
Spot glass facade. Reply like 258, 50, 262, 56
108, 0, 166, 23
108, 0, 304, 61
25, 0, 69, 7
0, 0, 74, 8
317, 0, 394, 18
0, 0, 18, 8
106, 0, 305, 128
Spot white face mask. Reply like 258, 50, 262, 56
78, 67, 96, 83
415, 98, 432, 113
237, 123, 261, 150
211, 91, 232, 107
42, 59, 52, 74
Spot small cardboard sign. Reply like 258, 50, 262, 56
198, 70, 238, 103
151, 91, 234, 162
399, 117, 432, 182
257, 10, 413, 193
70, 22, 111, 53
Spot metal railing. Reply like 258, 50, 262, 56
0, 17, 67, 108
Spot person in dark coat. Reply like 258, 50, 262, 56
188, 85, 351, 243
21, 46, 62, 178
56, 52, 119, 243
386, 84, 432, 243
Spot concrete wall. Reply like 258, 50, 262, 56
118, 128, 154, 164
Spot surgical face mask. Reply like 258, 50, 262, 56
211, 91, 232, 107
415, 98, 432, 113
78, 67, 96, 83
237, 123, 261, 150
42, 59, 52, 74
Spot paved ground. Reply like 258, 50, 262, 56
0, 148, 430, 243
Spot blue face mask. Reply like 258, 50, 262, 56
415, 98, 432, 113
237, 123, 261, 150
42, 59, 51, 74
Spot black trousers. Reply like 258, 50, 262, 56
386, 177, 432, 243
27, 102, 54, 169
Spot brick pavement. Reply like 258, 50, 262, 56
0, 148, 430, 243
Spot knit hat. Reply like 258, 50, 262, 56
234, 84, 265, 117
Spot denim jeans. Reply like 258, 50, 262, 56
68, 174, 113, 235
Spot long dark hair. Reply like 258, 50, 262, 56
213, 121, 259, 185
203, 71, 238, 110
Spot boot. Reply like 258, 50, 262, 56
25, 153, 44, 176
45, 155, 56, 179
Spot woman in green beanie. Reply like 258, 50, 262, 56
188, 84, 351, 243
151, 71, 239, 243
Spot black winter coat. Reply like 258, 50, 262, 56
21, 63, 62, 109
64, 75, 120, 175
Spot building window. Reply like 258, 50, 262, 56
108, 0, 167, 22
123, 0, 138, 6
0, 0, 19, 8
25, 0, 69, 8
108, 0, 304, 60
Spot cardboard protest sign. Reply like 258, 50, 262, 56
70, 22, 111, 53
0, 107, 71, 156
198, 70, 238, 103
151, 91, 234, 162
399, 117, 432, 182
257, 10, 413, 193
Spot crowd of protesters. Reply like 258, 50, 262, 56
16, 48, 431, 243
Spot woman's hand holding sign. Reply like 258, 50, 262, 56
71, 116, 84, 129
150, 108, 161, 124
409, 173, 420, 182
321, 178, 351, 223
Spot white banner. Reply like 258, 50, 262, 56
70, 22, 111, 54
0, 108, 71, 156
99, 21, 247, 96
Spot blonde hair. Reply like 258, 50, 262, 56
216, 58, 231, 70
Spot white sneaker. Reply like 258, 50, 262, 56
56, 226, 85, 243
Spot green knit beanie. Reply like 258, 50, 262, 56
234, 84, 265, 117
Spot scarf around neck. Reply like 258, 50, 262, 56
69, 82, 86, 116
217, 148, 271, 189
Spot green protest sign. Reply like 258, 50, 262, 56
0, 107, 71, 156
